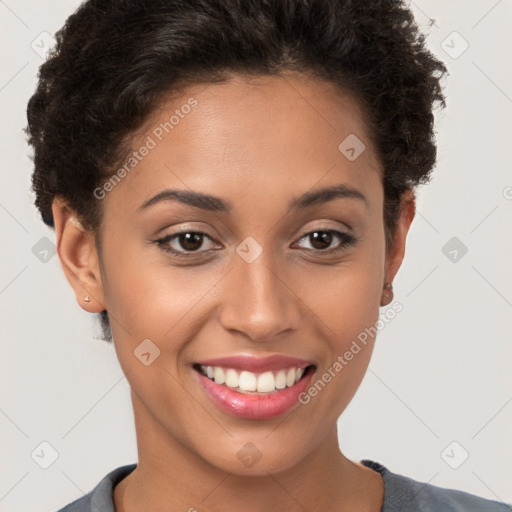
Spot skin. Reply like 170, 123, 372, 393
52, 72, 415, 512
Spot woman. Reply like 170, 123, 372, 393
26, 0, 510, 510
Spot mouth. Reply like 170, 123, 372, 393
192, 359, 317, 420
193, 363, 317, 395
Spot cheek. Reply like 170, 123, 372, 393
295, 227, 386, 409
300, 262, 383, 380
100, 231, 222, 341
302, 230, 386, 343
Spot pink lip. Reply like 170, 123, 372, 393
195, 354, 314, 373
194, 365, 316, 420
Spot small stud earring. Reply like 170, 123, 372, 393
380, 282, 393, 306
84, 296, 91, 302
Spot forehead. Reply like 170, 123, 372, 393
102, 73, 383, 217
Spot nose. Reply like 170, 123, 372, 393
218, 246, 302, 342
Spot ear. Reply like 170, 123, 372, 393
51, 197, 106, 313
383, 189, 416, 286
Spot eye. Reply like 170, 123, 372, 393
293, 229, 357, 254
155, 230, 220, 258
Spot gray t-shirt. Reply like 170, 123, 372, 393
55, 459, 511, 511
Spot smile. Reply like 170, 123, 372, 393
193, 355, 317, 420
195, 364, 315, 394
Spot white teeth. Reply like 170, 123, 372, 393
213, 367, 225, 385
198, 364, 310, 394
275, 370, 287, 389
257, 371, 275, 393
286, 368, 296, 387
239, 371, 257, 391
225, 369, 239, 388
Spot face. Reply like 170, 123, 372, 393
53, 73, 413, 476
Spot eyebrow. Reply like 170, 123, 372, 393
137, 183, 367, 213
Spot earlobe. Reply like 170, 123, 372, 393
51, 197, 106, 313
379, 282, 394, 307
381, 190, 416, 303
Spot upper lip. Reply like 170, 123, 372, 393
195, 354, 315, 373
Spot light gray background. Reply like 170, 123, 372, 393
1, 1, 511, 510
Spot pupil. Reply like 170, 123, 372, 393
180, 232, 203, 251
310, 231, 332, 250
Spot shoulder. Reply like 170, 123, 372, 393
360, 459, 511, 512
53, 463, 137, 512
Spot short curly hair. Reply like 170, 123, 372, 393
26, 0, 447, 343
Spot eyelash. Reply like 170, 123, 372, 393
154, 229, 357, 260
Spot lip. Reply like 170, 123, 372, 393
194, 364, 316, 420
195, 354, 314, 373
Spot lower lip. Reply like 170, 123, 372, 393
195, 367, 315, 420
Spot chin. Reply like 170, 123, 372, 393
197, 437, 310, 477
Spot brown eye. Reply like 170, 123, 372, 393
176, 232, 204, 251
308, 231, 334, 250
295, 229, 356, 253
155, 230, 220, 258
